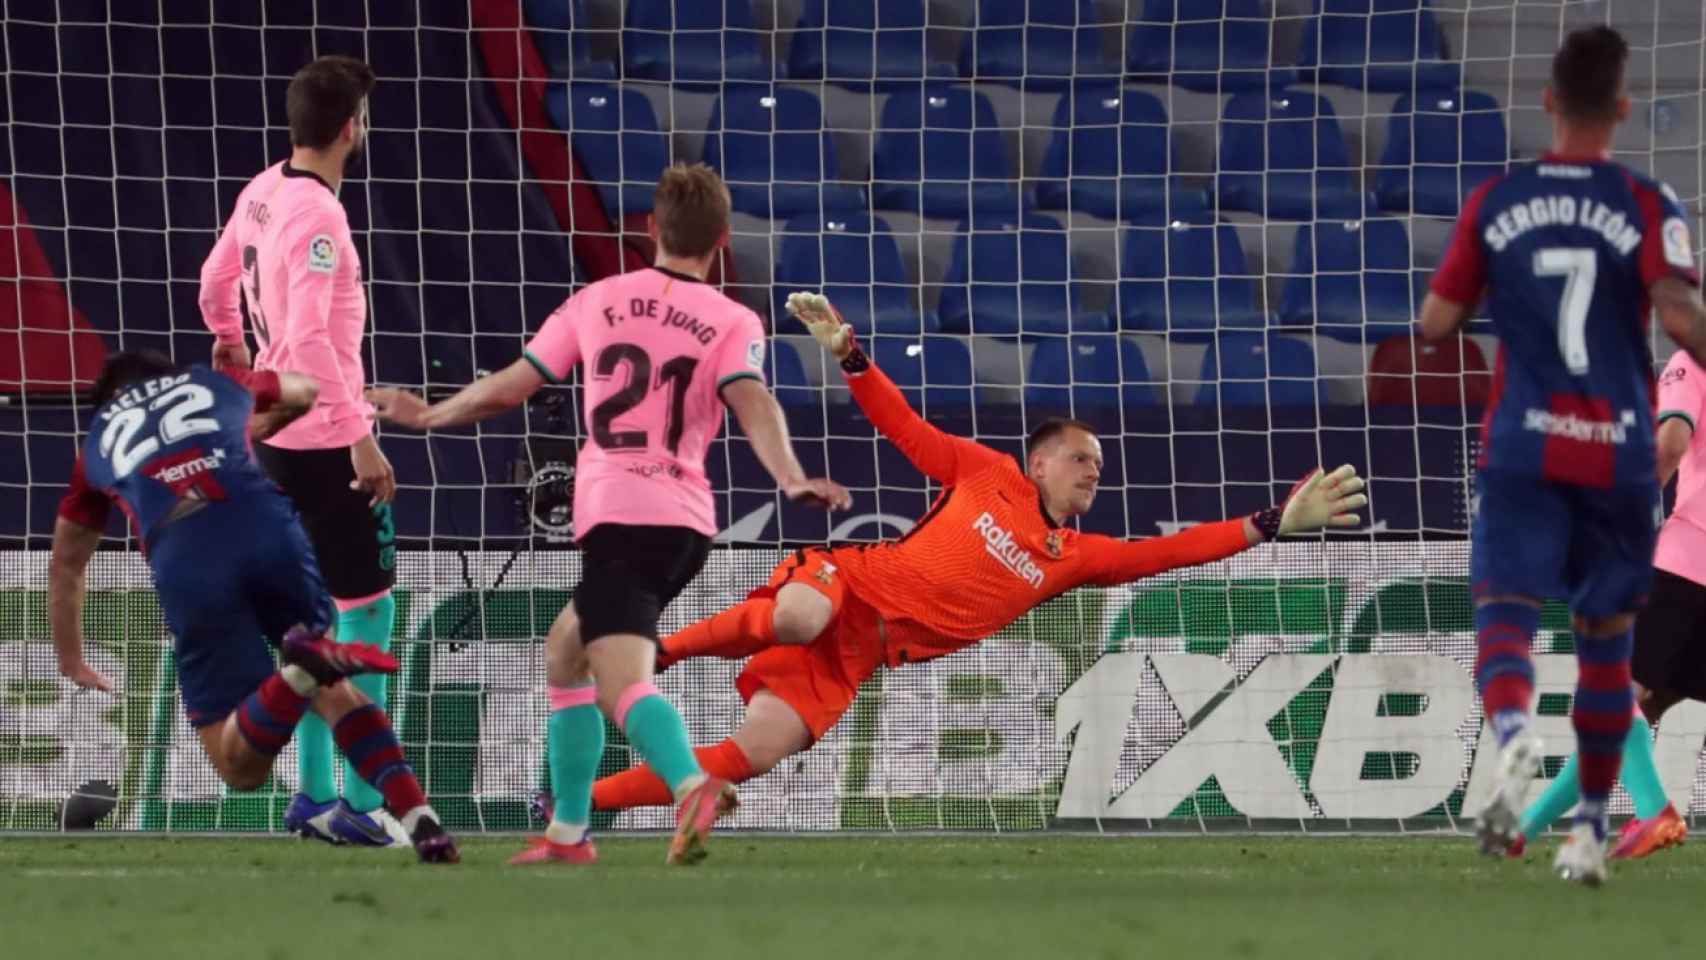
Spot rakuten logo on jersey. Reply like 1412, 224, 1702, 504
972, 512, 1044, 588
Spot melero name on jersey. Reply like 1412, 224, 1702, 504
1483, 177, 1642, 256
99, 373, 193, 421
601, 297, 720, 345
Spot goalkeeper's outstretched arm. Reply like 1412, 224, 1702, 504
368, 359, 544, 431
784, 291, 1000, 485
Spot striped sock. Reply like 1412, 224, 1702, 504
1474, 601, 1539, 747
1572, 629, 1634, 840
332, 704, 427, 817
337, 593, 396, 814
235, 674, 312, 758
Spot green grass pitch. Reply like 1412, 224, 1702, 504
1, 835, 1699, 958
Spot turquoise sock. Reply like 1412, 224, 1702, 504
1519, 717, 1668, 840
1620, 716, 1666, 819
621, 694, 703, 795
336, 594, 396, 813
295, 613, 338, 802
548, 694, 604, 827
1519, 754, 1580, 842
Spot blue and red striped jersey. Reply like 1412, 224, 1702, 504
59, 366, 286, 543
1432, 155, 1700, 487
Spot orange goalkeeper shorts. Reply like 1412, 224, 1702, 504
734, 547, 886, 742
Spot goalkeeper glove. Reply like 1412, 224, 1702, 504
785, 291, 854, 359
1251, 465, 1368, 540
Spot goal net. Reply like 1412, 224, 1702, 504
1, 0, 1702, 834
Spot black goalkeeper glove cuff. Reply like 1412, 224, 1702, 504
840, 346, 870, 375
1250, 506, 1283, 542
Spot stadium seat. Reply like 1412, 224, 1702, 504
1278, 219, 1424, 341
1197, 332, 1324, 406
703, 85, 866, 218
1298, 0, 1460, 92
1374, 89, 1508, 216
773, 214, 917, 335
1118, 222, 1261, 336
1025, 334, 1160, 410
872, 335, 975, 408
545, 83, 669, 217
522, 0, 613, 78
958, 0, 1118, 88
937, 213, 1081, 336
1034, 83, 1211, 225
623, 0, 766, 83
871, 84, 1022, 219
786, 0, 929, 86
1366, 333, 1490, 405
768, 337, 820, 408
1127, 0, 1289, 93
1217, 91, 1363, 221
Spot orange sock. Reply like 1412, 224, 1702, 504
659, 597, 777, 666
592, 739, 756, 810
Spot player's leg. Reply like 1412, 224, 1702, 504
1469, 475, 1562, 853
511, 599, 604, 864
658, 549, 842, 667
1552, 483, 1659, 885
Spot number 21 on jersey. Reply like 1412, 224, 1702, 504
589, 343, 699, 455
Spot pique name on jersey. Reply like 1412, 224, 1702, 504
601, 298, 720, 345
1483, 194, 1642, 256
99, 373, 193, 420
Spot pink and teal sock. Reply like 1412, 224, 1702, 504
295, 593, 395, 807
615, 683, 703, 796
1518, 715, 1666, 841
547, 684, 604, 836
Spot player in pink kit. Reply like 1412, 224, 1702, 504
197, 56, 409, 847
370, 163, 850, 866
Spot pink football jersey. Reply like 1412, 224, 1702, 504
523, 266, 768, 538
1655, 350, 1706, 587
198, 161, 374, 450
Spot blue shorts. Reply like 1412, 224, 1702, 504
149, 503, 334, 727
1471, 471, 1661, 618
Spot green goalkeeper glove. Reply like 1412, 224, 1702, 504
785, 291, 854, 359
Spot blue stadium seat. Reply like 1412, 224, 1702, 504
1217, 90, 1363, 220
703, 85, 866, 218
871, 84, 1022, 219
1278, 219, 1423, 341
773, 214, 917, 335
1298, 0, 1459, 92
959, 0, 1117, 88
768, 338, 819, 408
1118, 222, 1261, 336
545, 83, 669, 217
1197, 332, 1324, 406
937, 213, 1080, 336
523, 0, 613, 78
624, 0, 766, 83
872, 335, 975, 408
787, 0, 929, 86
1025, 334, 1160, 410
1128, 0, 1289, 93
1375, 89, 1507, 216
1035, 83, 1211, 225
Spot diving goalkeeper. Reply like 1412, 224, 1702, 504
588, 293, 1368, 810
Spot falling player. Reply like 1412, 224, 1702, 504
48, 350, 457, 863
197, 56, 407, 846
583, 292, 1367, 816
1510, 346, 1706, 860
1420, 25, 1706, 884
369, 163, 851, 866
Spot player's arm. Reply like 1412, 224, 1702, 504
722, 377, 851, 510
786, 291, 1000, 484
1420, 182, 1494, 342
369, 358, 545, 430
48, 460, 115, 692
1657, 416, 1691, 488
1655, 350, 1703, 488
1078, 466, 1366, 585
1654, 278, 1706, 371
225, 368, 321, 441
197, 216, 250, 370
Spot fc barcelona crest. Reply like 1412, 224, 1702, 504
1045, 530, 1065, 559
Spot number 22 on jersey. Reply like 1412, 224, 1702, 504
98, 384, 220, 478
